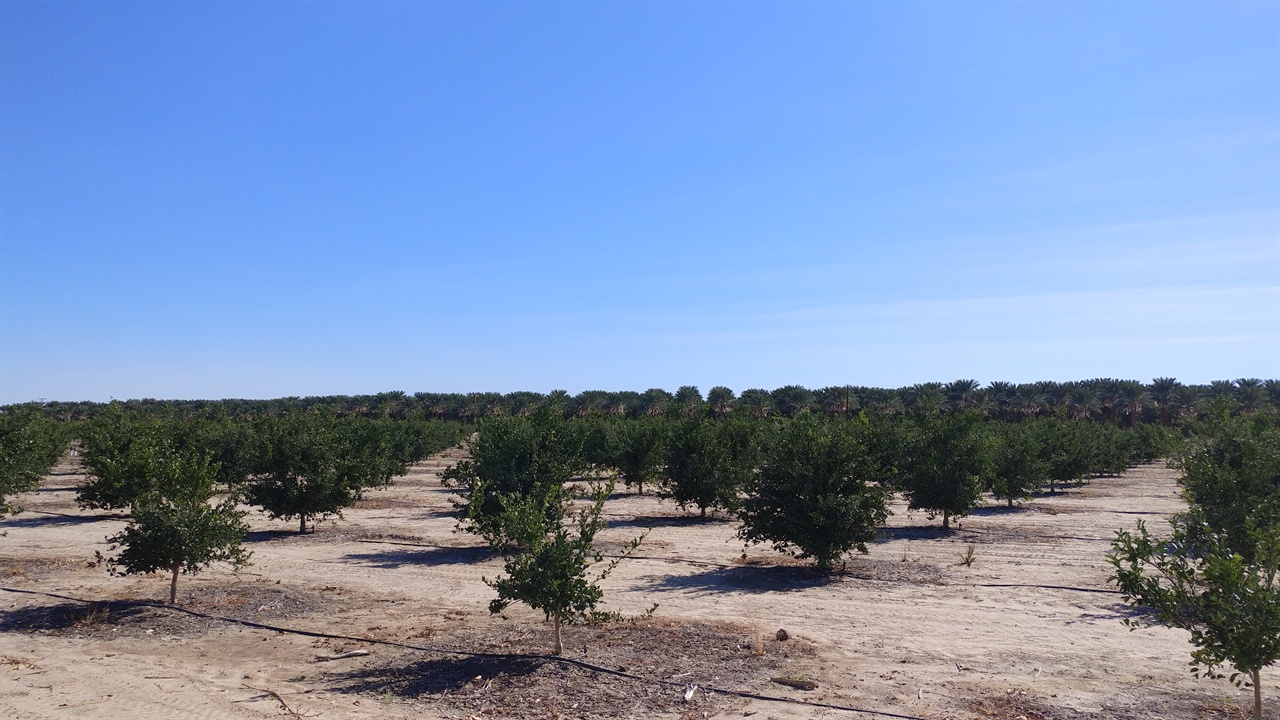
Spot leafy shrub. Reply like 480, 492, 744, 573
738, 415, 890, 572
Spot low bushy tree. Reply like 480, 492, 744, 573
245, 414, 407, 533
98, 453, 250, 604
661, 415, 755, 518
1110, 514, 1278, 720
1177, 413, 1280, 561
611, 415, 667, 494
1, 404, 70, 514
987, 422, 1048, 507
444, 409, 584, 546
738, 416, 890, 572
897, 411, 988, 529
485, 479, 639, 655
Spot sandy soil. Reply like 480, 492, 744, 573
1, 453, 1274, 720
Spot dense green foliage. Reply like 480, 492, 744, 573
27, 377, 1279, 425
98, 452, 250, 604
897, 411, 989, 529
1110, 514, 1279, 720
444, 409, 584, 545
739, 415, 891, 572
660, 414, 757, 518
986, 421, 1049, 507
0, 404, 71, 514
1176, 412, 1280, 562
245, 414, 459, 533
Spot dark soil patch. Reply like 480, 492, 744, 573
325, 617, 813, 719
0, 580, 344, 638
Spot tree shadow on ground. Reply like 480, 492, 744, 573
325, 654, 545, 697
639, 564, 840, 595
1064, 602, 1149, 625
341, 546, 494, 569
873, 526, 955, 542
0, 599, 157, 633
968, 505, 1032, 517
0, 511, 123, 529
605, 514, 734, 530
243, 529, 300, 543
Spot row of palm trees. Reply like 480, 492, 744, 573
29, 377, 1278, 425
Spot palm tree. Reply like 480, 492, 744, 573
738, 388, 774, 418
985, 381, 1016, 421
1148, 377, 1182, 426
945, 379, 981, 413
1034, 381, 1068, 418
1263, 379, 1280, 409
771, 385, 815, 417
1115, 380, 1148, 428
1234, 378, 1264, 413
1012, 384, 1044, 420
900, 383, 945, 415
706, 386, 736, 418
816, 385, 857, 417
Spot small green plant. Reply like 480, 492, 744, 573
959, 544, 977, 567
98, 453, 250, 604
1110, 515, 1279, 720
485, 479, 643, 655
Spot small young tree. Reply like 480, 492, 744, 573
897, 411, 988, 529
738, 416, 890, 573
661, 415, 754, 518
98, 453, 250, 604
611, 416, 667, 495
1109, 515, 1279, 720
987, 422, 1048, 507
485, 479, 638, 655
444, 409, 583, 545
245, 414, 404, 533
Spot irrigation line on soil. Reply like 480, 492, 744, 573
1, 586, 930, 720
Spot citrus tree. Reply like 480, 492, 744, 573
738, 415, 890, 572
444, 409, 584, 546
1110, 514, 1278, 720
98, 452, 250, 604
661, 415, 755, 519
245, 414, 408, 533
1, 404, 70, 514
987, 422, 1048, 507
485, 479, 639, 655
897, 411, 988, 529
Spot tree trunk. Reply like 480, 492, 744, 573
299, 514, 307, 534
1007, 496, 1014, 508
169, 565, 180, 605
700, 506, 706, 519
1253, 669, 1262, 720
552, 616, 563, 656
942, 510, 950, 530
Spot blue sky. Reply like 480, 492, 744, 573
2, 1, 1277, 403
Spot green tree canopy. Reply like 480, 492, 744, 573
99, 453, 250, 604
739, 416, 890, 572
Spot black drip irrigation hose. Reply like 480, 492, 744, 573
1, 585, 930, 720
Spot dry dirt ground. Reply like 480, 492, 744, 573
1, 454, 1275, 720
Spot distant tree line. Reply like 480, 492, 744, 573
19, 377, 1280, 425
